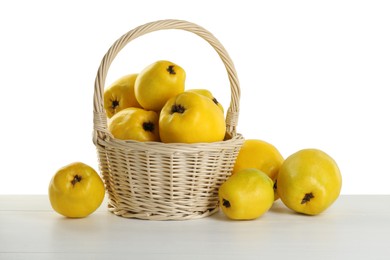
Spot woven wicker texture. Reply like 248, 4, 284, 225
93, 19, 245, 220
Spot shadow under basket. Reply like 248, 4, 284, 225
92, 19, 245, 220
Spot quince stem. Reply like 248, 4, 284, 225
301, 192, 314, 204
222, 198, 231, 208
143, 122, 155, 132
167, 65, 176, 75
71, 175, 82, 186
171, 104, 185, 114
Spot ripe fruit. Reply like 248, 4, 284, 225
104, 74, 141, 118
233, 139, 283, 180
48, 162, 105, 218
186, 88, 224, 113
277, 149, 342, 215
108, 107, 159, 141
219, 168, 274, 220
135, 60, 185, 111
159, 91, 226, 143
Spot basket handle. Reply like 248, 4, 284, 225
93, 19, 240, 142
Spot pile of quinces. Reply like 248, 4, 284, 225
219, 139, 342, 220
48, 59, 342, 220
104, 60, 226, 143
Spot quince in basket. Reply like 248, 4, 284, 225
108, 107, 160, 141
159, 91, 226, 143
186, 89, 224, 113
135, 60, 185, 111
103, 74, 141, 118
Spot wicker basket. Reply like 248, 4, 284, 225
92, 19, 245, 220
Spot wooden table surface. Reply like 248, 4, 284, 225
0, 195, 389, 259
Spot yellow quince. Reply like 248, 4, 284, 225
159, 91, 225, 143
104, 74, 141, 118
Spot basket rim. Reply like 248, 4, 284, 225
95, 132, 245, 154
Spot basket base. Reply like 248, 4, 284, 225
106, 201, 220, 221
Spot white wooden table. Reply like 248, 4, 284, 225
0, 195, 389, 259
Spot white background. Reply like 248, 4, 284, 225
0, 0, 389, 194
